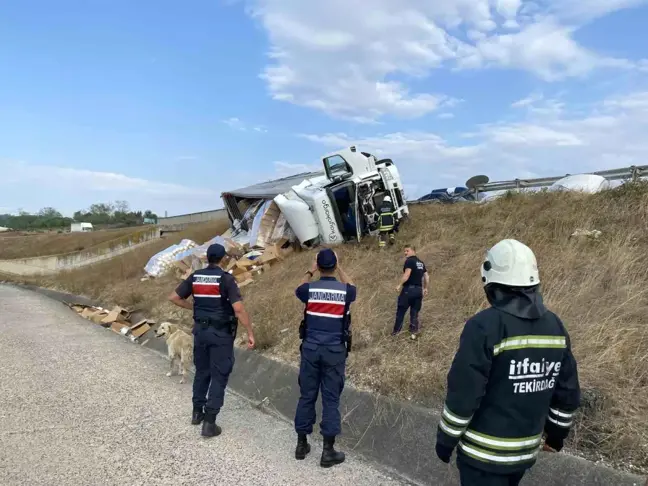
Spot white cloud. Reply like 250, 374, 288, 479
246, 0, 647, 121
0, 162, 224, 216
223, 117, 246, 130
302, 90, 648, 197
273, 161, 321, 177
2, 163, 214, 196
222, 117, 268, 132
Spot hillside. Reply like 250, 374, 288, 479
0, 227, 153, 260
8, 182, 648, 472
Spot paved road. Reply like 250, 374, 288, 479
0, 285, 409, 486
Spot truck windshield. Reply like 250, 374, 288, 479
324, 155, 350, 179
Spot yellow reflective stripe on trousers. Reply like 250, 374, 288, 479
463, 430, 542, 451
459, 442, 540, 465
493, 335, 566, 356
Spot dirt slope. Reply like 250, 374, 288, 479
11, 183, 648, 472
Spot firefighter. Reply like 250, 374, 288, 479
293, 248, 356, 468
435, 239, 581, 486
377, 194, 396, 248
169, 243, 255, 438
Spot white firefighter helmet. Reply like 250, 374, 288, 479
481, 239, 540, 287
383, 195, 392, 202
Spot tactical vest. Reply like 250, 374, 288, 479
378, 201, 395, 231
303, 278, 351, 346
191, 266, 235, 325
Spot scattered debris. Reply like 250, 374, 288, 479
67, 303, 153, 343
144, 239, 199, 278
100, 306, 131, 326
254, 396, 270, 410
570, 229, 602, 239
141, 206, 300, 288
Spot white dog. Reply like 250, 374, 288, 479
155, 322, 193, 384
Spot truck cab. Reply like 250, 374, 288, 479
275, 146, 409, 246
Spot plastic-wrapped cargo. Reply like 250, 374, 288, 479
248, 200, 277, 248
549, 174, 611, 193
270, 212, 296, 244
144, 239, 198, 277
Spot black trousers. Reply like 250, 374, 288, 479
192, 329, 235, 416
393, 285, 423, 333
457, 459, 526, 486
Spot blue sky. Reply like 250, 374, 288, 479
1, 0, 648, 216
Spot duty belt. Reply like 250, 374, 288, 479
195, 316, 238, 336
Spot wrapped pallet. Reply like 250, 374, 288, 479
249, 200, 282, 248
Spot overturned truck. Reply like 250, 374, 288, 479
221, 146, 409, 247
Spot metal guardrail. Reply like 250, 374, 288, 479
407, 164, 648, 205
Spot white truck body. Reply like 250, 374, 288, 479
274, 147, 408, 245
222, 146, 409, 246
70, 222, 93, 232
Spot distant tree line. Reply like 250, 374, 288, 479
0, 201, 158, 231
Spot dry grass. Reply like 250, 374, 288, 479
0, 227, 150, 259
244, 183, 648, 471
18, 221, 229, 306
10, 183, 648, 470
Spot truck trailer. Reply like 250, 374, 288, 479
221, 146, 409, 247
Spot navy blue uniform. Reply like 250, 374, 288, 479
393, 256, 427, 334
175, 266, 242, 416
294, 277, 357, 437
436, 284, 580, 484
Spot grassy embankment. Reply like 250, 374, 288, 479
0, 227, 153, 259
8, 183, 648, 472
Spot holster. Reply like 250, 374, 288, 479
345, 330, 352, 355
299, 319, 306, 340
196, 316, 237, 337
343, 313, 352, 356
230, 317, 239, 338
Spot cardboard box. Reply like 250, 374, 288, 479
130, 320, 151, 338
110, 321, 130, 334
100, 306, 131, 325
80, 307, 98, 319
235, 271, 253, 283
258, 246, 280, 265
89, 311, 108, 324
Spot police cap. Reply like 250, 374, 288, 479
206, 243, 226, 260
316, 248, 337, 269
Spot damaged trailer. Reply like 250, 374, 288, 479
221, 146, 410, 247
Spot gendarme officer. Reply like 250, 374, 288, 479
293, 248, 356, 467
169, 243, 255, 438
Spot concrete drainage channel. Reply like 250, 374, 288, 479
12, 283, 647, 486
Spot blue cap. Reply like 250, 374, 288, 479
206, 243, 226, 260
316, 248, 337, 269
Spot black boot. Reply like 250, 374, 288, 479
191, 407, 205, 425
201, 413, 221, 438
295, 433, 311, 460
320, 435, 345, 468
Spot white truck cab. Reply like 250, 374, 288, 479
221, 146, 409, 247
274, 146, 409, 246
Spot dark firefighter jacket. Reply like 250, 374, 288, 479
378, 200, 395, 231
436, 284, 581, 474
